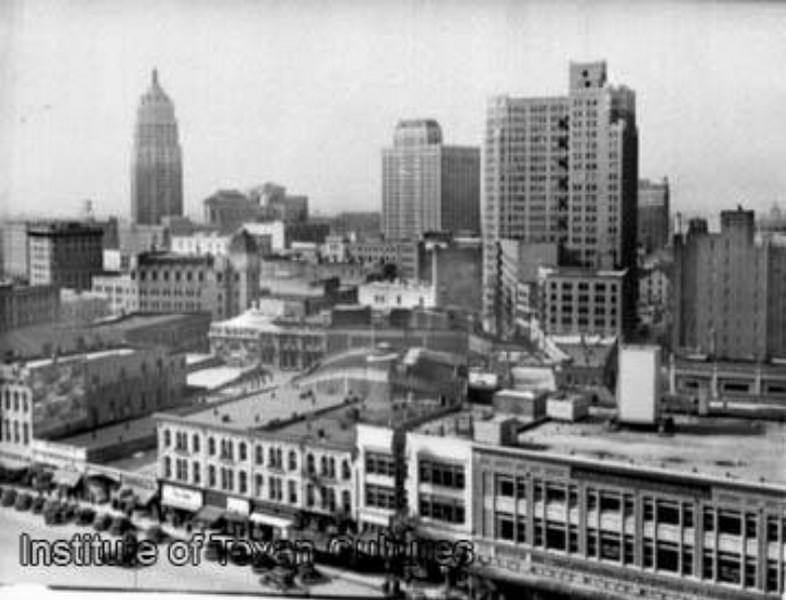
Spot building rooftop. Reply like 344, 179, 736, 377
22, 347, 136, 370
0, 312, 208, 360
52, 414, 157, 449
187, 365, 254, 391
164, 384, 349, 431
514, 412, 786, 487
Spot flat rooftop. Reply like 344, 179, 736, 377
516, 412, 786, 486
52, 415, 157, 449
0, 312, 206, 359
102, 448, 158, 478
24, 347, 136, 370
187, 365, 253, 390
171, 384, 348, 430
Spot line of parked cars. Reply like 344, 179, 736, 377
202, 533, 329, 591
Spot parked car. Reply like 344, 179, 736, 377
109, 516, 134, 537
260, 566, 296, 591
144, 525, 168, 544
76, 507, 96, 525
251, 552, 278, 574
14, 492, 33, 511
297, 563, 329, 585
93, 513, 112, 532
204, 538, 228, 562
31, 496, 46, 514
43, 506, 65, 526
1, 489, 18, 507
61, 503, 78, 523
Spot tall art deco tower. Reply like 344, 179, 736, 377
131, 69, 183, 225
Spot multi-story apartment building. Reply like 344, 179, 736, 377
638, 177, 670, 254
0, 283, 60, 332
156, 384, 356, 535
672, 207, 786, 361
92, 231, 260, 319
484, 61, 638, 335
26, 221, 104, 291
538, 266, 626, 339
382, 119, 480, 240
0, 346, 187, 461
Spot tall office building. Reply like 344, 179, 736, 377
483, 61, 638, 336
131, 69, 183, 225
672, 207, 786, 361
27, 221, 104, 291
638, 177, 670, 254
382, 120, 480, 241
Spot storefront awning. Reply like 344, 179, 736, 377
249, 511, 293, 530
128, 485, 157, 507
52, 469, 82, 488
223, 510, 248, 524
0, 457, 29, 472
194, 505, 225, 526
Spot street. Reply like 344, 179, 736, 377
0, 507, 383, 596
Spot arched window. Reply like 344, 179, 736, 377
163, 456, 172, 478
208, 436, 216, 456
239, 442, 247, 461
255, 444, 264, 465
192, 434, 200, 452
163, 429, 171, 447
307, 453, 315, 475
341, 459, 351, 480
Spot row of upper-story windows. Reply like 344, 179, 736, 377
2, 388, 30, 413
2, 418, 29, 445
160, 428, 351, 479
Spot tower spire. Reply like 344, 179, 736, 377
152, 68, 158, 86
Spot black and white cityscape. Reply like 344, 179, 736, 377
1, 2, 785, 600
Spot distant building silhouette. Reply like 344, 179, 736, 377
131, 69, 183, 225
382, 119, 480, 241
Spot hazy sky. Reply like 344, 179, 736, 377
1, 0, 785, 222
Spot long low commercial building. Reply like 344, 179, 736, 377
354, 407, 786, 600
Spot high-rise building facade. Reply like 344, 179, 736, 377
672, 207, 786, 361
27, 221, 104, 291
382, 120, 480, 240
638, 177, 670, 254
483, 62, 638, 335
131, 69, 183, 225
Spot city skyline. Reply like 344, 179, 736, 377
2, 1, 786, 223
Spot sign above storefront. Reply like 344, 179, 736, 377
162, 484, 203, 511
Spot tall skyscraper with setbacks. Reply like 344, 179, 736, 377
131, 69, 183, 225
